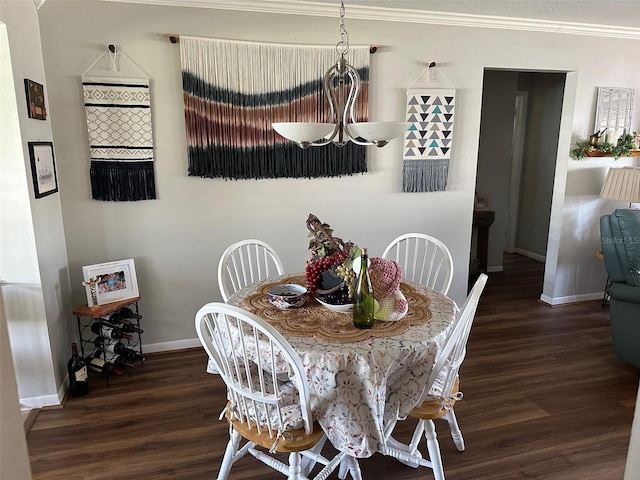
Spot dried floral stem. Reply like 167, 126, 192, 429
306, 214, 350, 257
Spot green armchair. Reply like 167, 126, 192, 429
600, 208, 640, 368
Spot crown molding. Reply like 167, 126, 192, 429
99, 0, 640, 39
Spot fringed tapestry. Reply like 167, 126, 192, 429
82, 76, 156, 201
402, 89, 455, 193
179, 36, 370, 180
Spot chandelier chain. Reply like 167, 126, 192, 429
336, 0, 349, 58
271, 0, 409, 148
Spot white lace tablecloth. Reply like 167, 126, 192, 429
225, 275, 458, 458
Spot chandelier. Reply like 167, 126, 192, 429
272, 1, 409, 149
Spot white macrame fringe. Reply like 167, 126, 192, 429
180, 36, 369, 96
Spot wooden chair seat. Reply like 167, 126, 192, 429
227, 408, 325, 453
409, 379, 460, 421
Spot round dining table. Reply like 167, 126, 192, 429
225, 273, 458, 459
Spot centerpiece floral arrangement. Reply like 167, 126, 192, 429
304, 214, 360, 305
304, 214, 409, 321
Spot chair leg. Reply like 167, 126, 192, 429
408, 419, 427, 455
443, 408, 465, 451
217, 429, 241, 480
424, 419, 445, 480
287, 452, 302, 480
338, 454, 362, 480
300, 436, 326, 475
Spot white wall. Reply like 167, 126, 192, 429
35, 2, 640, 351
0, 292, 33, 480
625, 382, 640, 479
0, 0, 73, 407
0, 16, 34, 480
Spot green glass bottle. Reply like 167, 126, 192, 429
352, 248, 375, 329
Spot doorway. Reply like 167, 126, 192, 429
474, 69, 566, 289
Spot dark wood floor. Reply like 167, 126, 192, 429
27, 254, 640, 479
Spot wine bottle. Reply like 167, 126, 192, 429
93, 350, 134, 369
91, 336, 110, 348
352, 248, 375, 329
84, 356, 125, 376
116, 306, 142, 320
101, 315, 144, 334
90, 322, 133, 340
68, 343, 89, 397
105, 341, 144, 362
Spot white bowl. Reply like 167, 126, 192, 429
272, 122, 335, 143
268, 284, 308, 309
315, 296, 353, 313
346, 122, 411, 142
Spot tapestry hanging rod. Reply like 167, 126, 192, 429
162, 33, 381, 53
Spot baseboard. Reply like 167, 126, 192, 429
143, 338, 202, 353
19, 392, 65, 409
514, 248, 546, 263
539, 292, 603, 306
487, 265, 504, 272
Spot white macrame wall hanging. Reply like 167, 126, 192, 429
80, 44, 156, 201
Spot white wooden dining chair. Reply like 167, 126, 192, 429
209, 239, 285, 374
217, 239, 285, 302
382, 233, 454, 295
195, 303, 362, 480
383, 273, 488, 480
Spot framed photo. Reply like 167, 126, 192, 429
82, 258, 139, 306
28, 142, 58, 198
475, 194, 489, 211
24, 78, 46, 120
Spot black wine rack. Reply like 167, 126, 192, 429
72, 297, 144, 386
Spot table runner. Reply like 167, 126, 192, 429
82, 76, 156, 201
243, 275, 432, 342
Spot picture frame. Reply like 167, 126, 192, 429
82, 258, 139, 306
475, 194, 490, 210
24, 78, 47, 120
28, 142, 58, 198
594, 86, 633, 136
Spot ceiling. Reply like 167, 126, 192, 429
40, 0, 640, 34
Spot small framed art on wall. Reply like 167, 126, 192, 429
28, 141, 58, 198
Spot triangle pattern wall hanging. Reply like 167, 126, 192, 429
402, 88, 455, 192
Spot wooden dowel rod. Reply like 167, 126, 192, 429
162, 33, 381, 52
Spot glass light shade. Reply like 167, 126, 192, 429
347, 122, 411, 142
600, 166, 640, 203
272, 122, 335, 143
